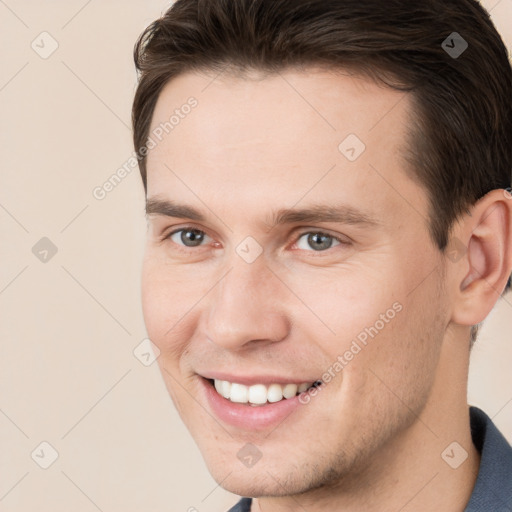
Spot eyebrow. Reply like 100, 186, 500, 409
146, 198, 205, 221
145, 197, 380, 228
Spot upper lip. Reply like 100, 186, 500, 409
199, 371, 319, 386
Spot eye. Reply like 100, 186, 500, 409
295, 232, 342, 251
168, 228, 211, 247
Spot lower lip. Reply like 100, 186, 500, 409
201, 378, 312, 431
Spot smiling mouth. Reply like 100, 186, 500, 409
207, 378, 322, 406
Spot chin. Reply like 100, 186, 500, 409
208, 464, 307, 498
199, 444, 345, 499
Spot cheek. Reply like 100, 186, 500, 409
141, 255, 200, 360
141, 260, 166, 340
297, 263, 444, 402
351, 285, 445, 411
284, 265, 397, 344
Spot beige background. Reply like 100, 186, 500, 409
0, 1, 511, 511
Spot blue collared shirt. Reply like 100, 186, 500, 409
466, 406, 512, 510
228, 407, 512, 511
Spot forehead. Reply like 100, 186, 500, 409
146, 68, 428, 228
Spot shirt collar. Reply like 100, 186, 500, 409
465, 406, 512, 511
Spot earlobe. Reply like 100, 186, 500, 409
451, 190, 512, 326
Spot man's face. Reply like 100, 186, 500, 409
142, 69, 450, 496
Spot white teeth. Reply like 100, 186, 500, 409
283, 383, 298, 399
297, 383, 310, 393
212, 379, 315, 405
220, 380, 231, 399
248, 384, 268, 405
267, 383, 283, 403
215, 378, 231, 398
230, 383, 249, 403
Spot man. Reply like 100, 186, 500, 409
132, 0, 512, 510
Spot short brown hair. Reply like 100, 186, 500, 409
132, 0, 512, 298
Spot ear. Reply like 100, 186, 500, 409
450, 189, 512, 327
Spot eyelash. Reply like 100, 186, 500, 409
162, 226, 350, 254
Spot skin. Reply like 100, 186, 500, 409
141, 68, 512, 511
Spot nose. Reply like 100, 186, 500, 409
204, 255, 290, 351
